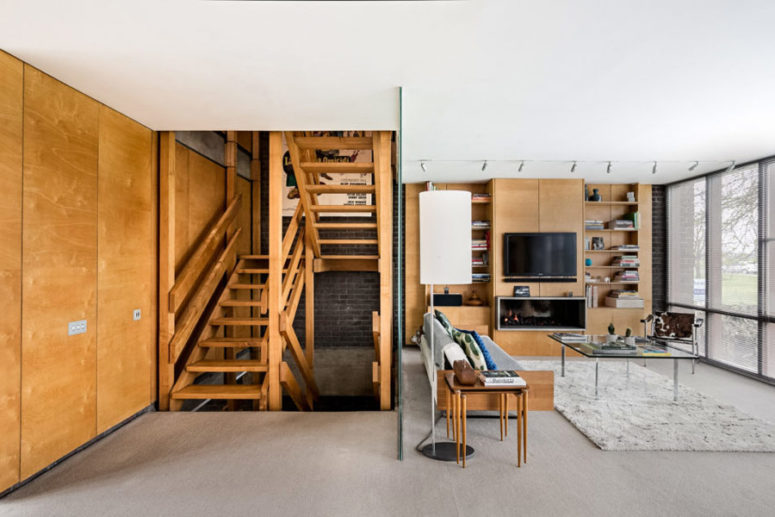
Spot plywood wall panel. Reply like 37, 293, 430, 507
539, 179, 584, 297
404, 183, 424, 343
97, 106, 154, 433
0, 50, 23, 493
187, 150, 226, 253
21, 66, 99, 478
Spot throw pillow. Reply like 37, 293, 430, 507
434, 310, 455, 336
450, 327, 487, 370
459, 329, 497, 370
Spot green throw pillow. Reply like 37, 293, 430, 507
434, 310, 455, 336
450, 328, 487, 371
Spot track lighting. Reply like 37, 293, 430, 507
689, 161, 699, 171
570, 161, 577, 173
482, 160, 488, 172
652, 161, 657, 175
518, 161, 525, 172
606, 161, 612, 174
420, 161, 427, 173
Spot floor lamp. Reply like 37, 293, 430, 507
419, 190, 472, 461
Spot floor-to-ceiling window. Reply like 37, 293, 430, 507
667, 159, 774, 382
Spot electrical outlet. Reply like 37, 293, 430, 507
68, 320, 87, 336
133, 309, 141, 321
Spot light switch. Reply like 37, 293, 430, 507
68, 320, 87, 336
133, 309, 141, 321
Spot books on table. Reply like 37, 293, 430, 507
553, 332, 588, 343
478, 370, 526, 387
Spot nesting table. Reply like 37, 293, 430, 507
444, 372, 529, 468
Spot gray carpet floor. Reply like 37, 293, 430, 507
2, 349, 775, 516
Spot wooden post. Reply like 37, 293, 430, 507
267, 132, 283, 410
305, 229, 315, 368
251, 131, 261, 254
374, 131, 393, 410
224, 131, 238, 401
158, 131, 176, 410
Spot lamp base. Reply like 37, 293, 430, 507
421, 442, 475, 462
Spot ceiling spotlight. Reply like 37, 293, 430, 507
420, 161, 427, 173
689, 161, 699, 171
725, 160, 736, 173
482, 160, 488, 172
652, 161, 657, 175
518, 161, 525, 172
606, 161, 612, 174
570, 161, 577, 173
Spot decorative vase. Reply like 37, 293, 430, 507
625, 336, 636, 346
585, 258, 592, 266
606, 334, 617, 344
590, 188, 602, 202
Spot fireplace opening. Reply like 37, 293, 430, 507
496, 297, 586, 331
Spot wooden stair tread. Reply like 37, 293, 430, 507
171, 384, 262, 400
210, 317, 269, 326
310, 205, 376, 213
300, 162, 374, 174
239, 254, 269, 260
305, 185, 375, 194
200, 337, 264, 347
320, 239, 378, 245
318, 255, 379, 260
295, 136, 373, 150
236, 268, 289, 274
220, 299, 264, 307
229, 283, 266, 289
187, 360, 267, 373
315, 222, 377, 229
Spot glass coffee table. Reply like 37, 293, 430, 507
548, 334, 698, 401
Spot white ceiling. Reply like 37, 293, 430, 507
3, 1, 775, 184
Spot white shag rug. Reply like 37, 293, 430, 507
520, 359, 775, 452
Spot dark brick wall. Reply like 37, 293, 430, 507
652, 185, 667, 312
258, 132, 399, 349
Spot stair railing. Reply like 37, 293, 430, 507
165, 194, 242, 379
275, 204, 320, 409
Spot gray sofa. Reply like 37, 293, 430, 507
422, 312, 522, 371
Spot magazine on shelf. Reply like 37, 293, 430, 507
478, 370, 527, 386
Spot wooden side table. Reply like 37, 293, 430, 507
444, 373, 528, 468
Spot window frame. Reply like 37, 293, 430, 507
666, 156, 775, 385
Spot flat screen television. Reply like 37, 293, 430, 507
503, 232, 577, 278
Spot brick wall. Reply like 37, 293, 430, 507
652, 185, 667, 312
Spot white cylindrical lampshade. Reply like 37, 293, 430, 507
419, 190, 472, 285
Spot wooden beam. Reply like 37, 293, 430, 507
313, 257, 378, 273
158, 131, 176, 410
374, 131, 393, 410
267, 131, 283, 410
294, 136, 373, 150
279, 314, 319, 401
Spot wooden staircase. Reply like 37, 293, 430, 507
284, 131, 393, 409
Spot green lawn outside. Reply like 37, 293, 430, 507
721, 272, 757, 309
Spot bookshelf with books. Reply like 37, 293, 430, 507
583, 183, 652, 335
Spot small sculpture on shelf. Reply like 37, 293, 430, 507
624, 327, 635, 346
607, 322, 617, 343
589, 188, 602, 202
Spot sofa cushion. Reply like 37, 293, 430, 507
423, 312, 454, 368
459, 329, 497, 370
450, 328, 487, 370
434, 310, 455, 336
